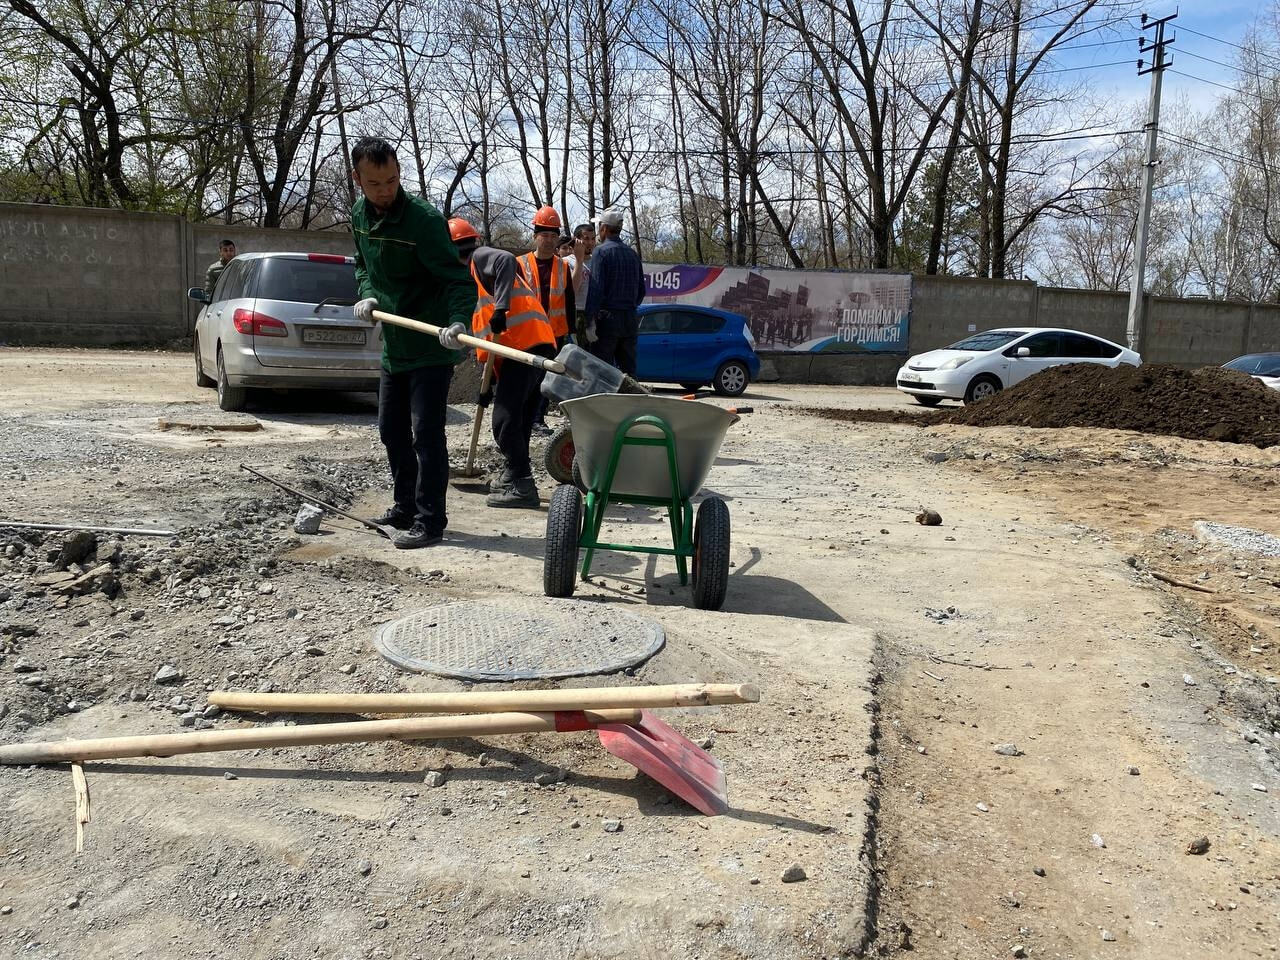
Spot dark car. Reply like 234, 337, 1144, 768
635, 304, 761, 396
1223, 352, 1280, 391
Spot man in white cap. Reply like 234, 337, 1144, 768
582, 208, 646, 376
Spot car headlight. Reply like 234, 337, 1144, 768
938, 356, 972, 370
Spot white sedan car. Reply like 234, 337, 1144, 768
1222, 353, 1280, 391
896, 328, 1141, 406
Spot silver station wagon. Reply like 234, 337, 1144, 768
187, 252, 380, 411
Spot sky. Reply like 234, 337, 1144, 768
1059, 1, 1268, 116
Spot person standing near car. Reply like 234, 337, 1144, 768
443, 217, 557, 509
583, 209, 646, 375
204, 239, 236, 296
349, 136, 477, 549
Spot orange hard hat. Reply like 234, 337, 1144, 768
532, 205, 562, 230
448, 217, 480, 243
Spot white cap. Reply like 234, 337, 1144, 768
591, 208, 624, 228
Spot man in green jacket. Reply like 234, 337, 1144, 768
350, 137, 477, 549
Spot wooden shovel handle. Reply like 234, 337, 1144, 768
465, 352, 497, 473
0, 709, 641, 765
372, 310, 566, 373
208, 682, 761, 715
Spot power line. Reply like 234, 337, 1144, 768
0, 93, 1140, 161
1164, 130, 1279, 177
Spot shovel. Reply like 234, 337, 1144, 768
453, 352, 495, 480
598, 709, 728, 816
240, 464, 399, 540
373, 310, 647, 402
0, 708, 729, 816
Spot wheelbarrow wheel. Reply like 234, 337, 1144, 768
691, 496, 731, 611
544, 423, 576, 485
544, 484, 583, 598
571, 454, 587, 493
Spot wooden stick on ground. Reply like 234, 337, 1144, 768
0, 521, 176, 537
0, 709, 642, 766
1150, 571, 1218, 594
71, 763, 90, 853
208, 682, 761, 715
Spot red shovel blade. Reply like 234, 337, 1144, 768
596, 709, 728, 816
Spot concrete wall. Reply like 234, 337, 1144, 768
1036, 286, 1129, 345
0, 202, 355, 346
907, 275, 1036, 353
5, 202, 1280, 381
0, 202, 191, 345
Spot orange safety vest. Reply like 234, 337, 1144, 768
470, 260, 555, 364
517, 252, 569, 339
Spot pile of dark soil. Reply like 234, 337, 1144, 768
951, 363, 1280, 447
804, 364, 1280, 447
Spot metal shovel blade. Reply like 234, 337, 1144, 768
596, 709, 728, 816
541, 344, 625, 403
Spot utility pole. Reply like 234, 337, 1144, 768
1126, 11, 1176, 352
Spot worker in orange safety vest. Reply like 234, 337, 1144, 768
440, 217, 556, 509
518, 205, 574, 435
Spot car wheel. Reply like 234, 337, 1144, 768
913, 395, 942, 407
194, 335, 215, 388
712, 361, 749, 396
216, 345, 248, 412
963, 374, 1001, 405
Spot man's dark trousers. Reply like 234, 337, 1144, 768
590, 332, 637, 377
493, 345, 555, 480
378, 364, 454, 534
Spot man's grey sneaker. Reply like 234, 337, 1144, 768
371, 507, 414, 530
394, 521, 443, 549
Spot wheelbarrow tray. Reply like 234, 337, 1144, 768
559, 394, 735, 500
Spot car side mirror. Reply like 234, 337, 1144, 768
1015, 346, 1030, 357
187, 287, 210, 304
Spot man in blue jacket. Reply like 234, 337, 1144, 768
583, 209, 646, 376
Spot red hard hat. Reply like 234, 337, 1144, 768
532, 205, 562, 230
448, 217, 480, 243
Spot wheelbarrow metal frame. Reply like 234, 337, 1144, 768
578, 412, 694, 585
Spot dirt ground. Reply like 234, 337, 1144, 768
0, 348, 1277, 959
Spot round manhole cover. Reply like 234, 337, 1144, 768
374, 598, 665, 681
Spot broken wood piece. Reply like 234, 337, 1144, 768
208, 682, 761, 715
928, 654, 1011, 671
52, 564, 113, 595
0, 521, 176, 537
155, 418, 262, 433
0, 709, 643, 765
1150, 571, 1218, 594
922, 670, 946, 682
71, 762, 90, 853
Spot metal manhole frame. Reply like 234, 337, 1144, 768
373, 598, 666, 682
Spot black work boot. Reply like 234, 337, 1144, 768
393, 521, 443, 549
371, 507, 414, 530
485, 476, 540, 509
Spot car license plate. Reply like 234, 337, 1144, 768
900, 372, 921, 382
303, 327, 366, 346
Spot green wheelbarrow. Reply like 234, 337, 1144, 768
543, 394, 736, 611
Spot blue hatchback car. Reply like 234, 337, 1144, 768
635, 304, 761, 396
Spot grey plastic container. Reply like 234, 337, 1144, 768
559, 393, 734, 500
